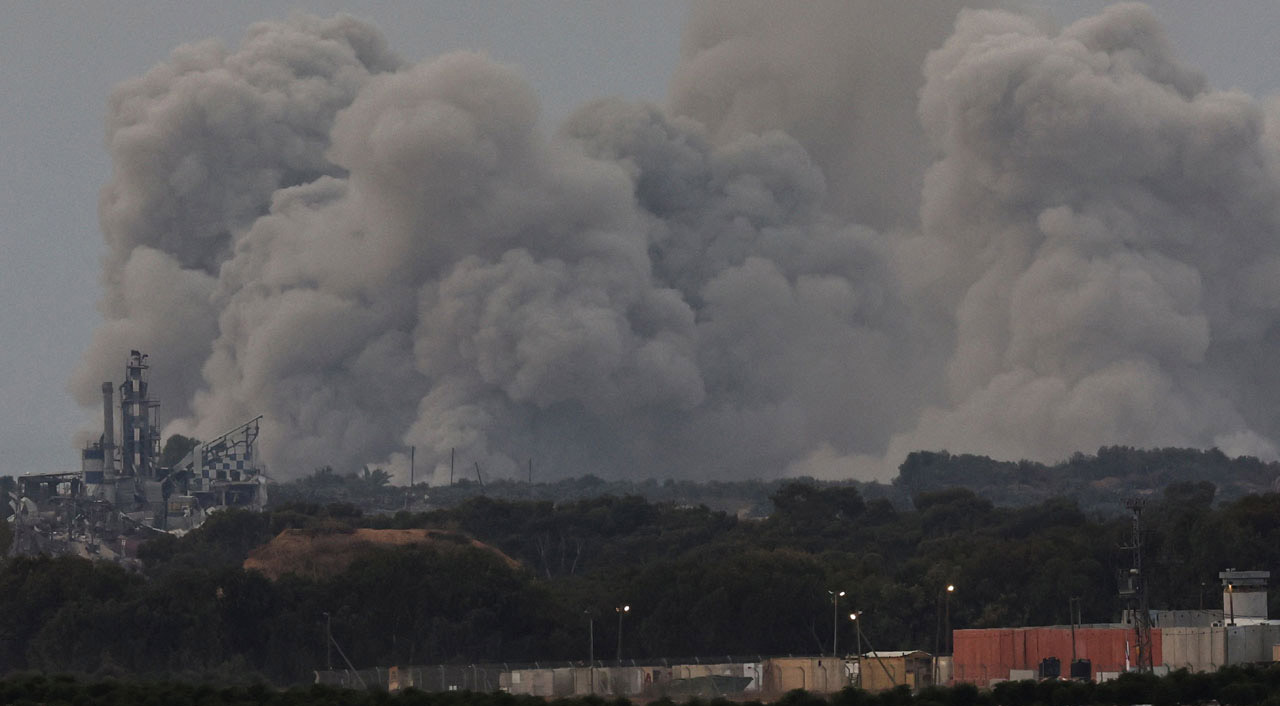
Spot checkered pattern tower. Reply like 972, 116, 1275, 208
119, 350, 161, 481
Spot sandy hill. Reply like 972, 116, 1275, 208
243, 527, 519, 581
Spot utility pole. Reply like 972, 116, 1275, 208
855, 615, 899, 688
324, 611, 333, 671
616, 604, 630, 661
585, 610, 595, 694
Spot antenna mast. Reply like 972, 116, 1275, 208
1119, 497, 1153, 672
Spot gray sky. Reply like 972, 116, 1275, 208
1, 1, 1276, 478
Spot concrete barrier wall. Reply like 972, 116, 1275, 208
1162, 627, 1224, 673
1161, 623, 1280, 671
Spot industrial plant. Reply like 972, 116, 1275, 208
5, 350, 265, 562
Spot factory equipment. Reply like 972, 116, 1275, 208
5, 350, 266, 562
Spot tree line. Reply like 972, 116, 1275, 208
3, 476, 1280, 683
264, 445, 1280, 518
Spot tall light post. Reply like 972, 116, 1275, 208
827, 590, 846, 657
945, 584, 955, 655
849, 612, 863, 687
1226, 582, 1234, 667
934, 584, 955, 685
616, 604, 630, 662
1227, 582, 1235, 626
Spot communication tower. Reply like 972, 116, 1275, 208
1118, 497, 1153, 672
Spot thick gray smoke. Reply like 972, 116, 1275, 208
71, 14, 401, 435
671, 0, 996, 229
73, 4, 1280, 483
883, 3, 1280, 467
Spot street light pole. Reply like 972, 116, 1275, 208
1228, 582, 1235, 626
1226, 582, 1234, 666
934, 584, 955, 686
827, 590, 845, 657
616, 604, 630, 662
849, 612, 863, 688
945, 584, 954, 655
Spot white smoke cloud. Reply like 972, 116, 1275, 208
73, 3, 1280, 483
883, 3, 1280, 470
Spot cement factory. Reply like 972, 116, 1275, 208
5, 350, 266, 562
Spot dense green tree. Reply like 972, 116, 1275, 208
0, 556, 140, 672
769, 482, 866, 539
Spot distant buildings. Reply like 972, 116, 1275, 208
316, 652, 939, 696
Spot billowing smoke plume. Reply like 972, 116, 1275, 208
883, 3, 1280, 466
71, 14, 401, 433
73, 4, 1280, 483
671, 0, 995, 229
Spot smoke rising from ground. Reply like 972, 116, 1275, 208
73, 3, 1280, 482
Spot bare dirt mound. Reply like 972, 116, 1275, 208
243, 527, 519, 581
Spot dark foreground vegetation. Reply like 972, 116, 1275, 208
8, 665, 1280, 706
3, 470, 1280, 684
